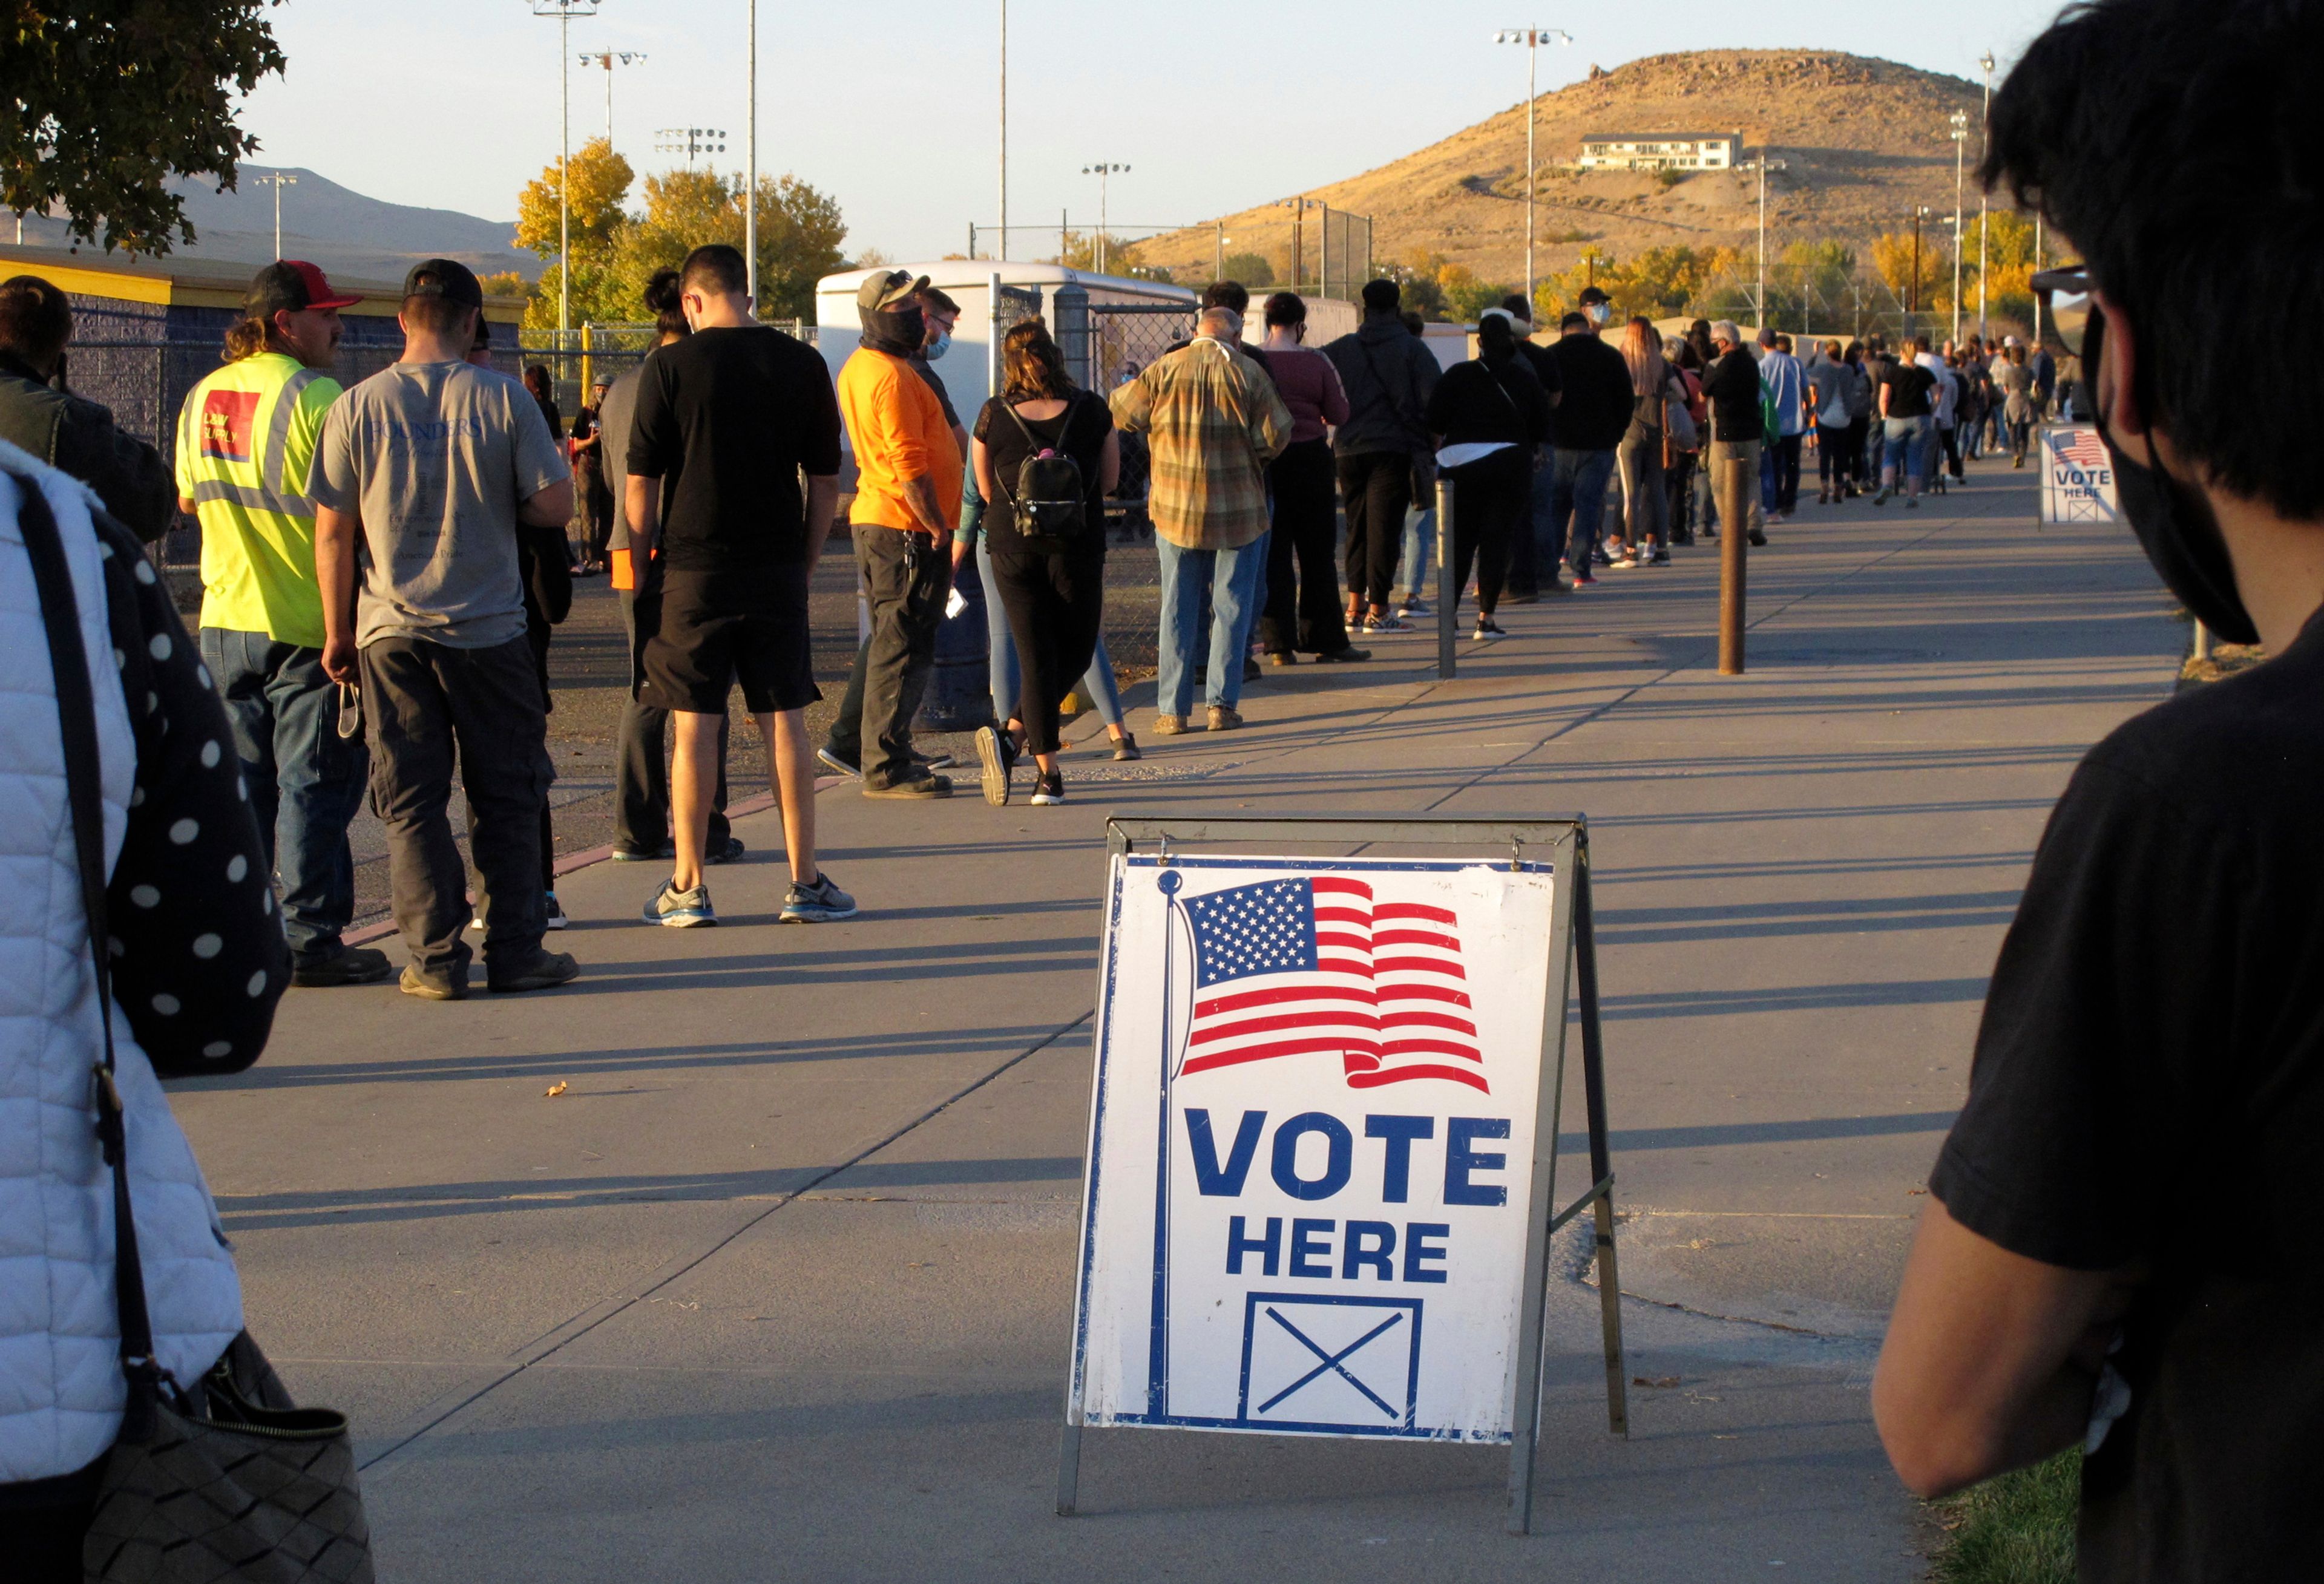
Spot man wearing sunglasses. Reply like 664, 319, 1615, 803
1873, 1, 2324, 1575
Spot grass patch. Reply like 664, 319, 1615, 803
1928, 1452, 2079, 1584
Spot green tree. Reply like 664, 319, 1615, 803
1871, 229, 1948, 315
1218, 251, 1274, 288
514, 137, 635, 258
2, 1, 286, 255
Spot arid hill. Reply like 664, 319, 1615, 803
1135, 50, 1994, 293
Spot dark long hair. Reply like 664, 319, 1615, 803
1000, 321, 1073, 402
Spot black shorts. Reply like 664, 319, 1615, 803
641, 565, 821, 716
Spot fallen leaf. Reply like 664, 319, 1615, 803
544, 1082, 567, 1098
1633, 1375, 1682, 1388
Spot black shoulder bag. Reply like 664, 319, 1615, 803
11, 474, 376, 1583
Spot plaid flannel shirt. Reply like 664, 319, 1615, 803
1109, 339, 1292, 549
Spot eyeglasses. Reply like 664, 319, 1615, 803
2029, 266, 2093, 356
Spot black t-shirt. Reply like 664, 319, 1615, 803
1929, 609, 2324, 1581
1544, 332, 1634, 451
626, 326, 844, 574
1877, 359, 1935, 419
973, 392, 1114, 557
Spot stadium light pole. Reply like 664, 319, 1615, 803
745, 0, 758, 312
256, 172, 297, 261
580, 50, 647, 151
1949, 110, 1970, 345
997, 0, 1008, 263
1745, 154, 1785, 329
531, 1, 601, 348
1082, 163, 1129, 273
1977, 53, 1995, 339
655, 126, 727, 172
1493, 27, 1573, 310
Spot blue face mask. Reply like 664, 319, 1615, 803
925, 330, 952, 361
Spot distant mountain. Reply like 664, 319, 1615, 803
1135, 50, 1988, 290
7, 168, 540, 284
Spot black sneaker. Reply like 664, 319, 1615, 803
292, 944, 395, 988
1312, 645, 1370, 663
609, 843, 672, 863
488, 948, 582, 993
1030, 771, 1066, 806
863, 770, 953, 799
1112, 733, 1142, 762
544, 892, 569, 930
707, 835, 747, 865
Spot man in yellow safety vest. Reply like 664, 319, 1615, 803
174, 261, 392, 987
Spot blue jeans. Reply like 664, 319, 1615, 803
199, 628, 368, 964
1548, 448, 1617, 577
1155, 537, 1262, 716
1397, 505, 1436, 603
977, 537, 1124, 730
1882, 415, 1934, 487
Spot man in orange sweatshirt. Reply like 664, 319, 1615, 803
835, 270, 963, 797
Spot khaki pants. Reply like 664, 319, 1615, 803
1710, 439, 1761, 544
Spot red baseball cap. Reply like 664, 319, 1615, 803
244, 260, 361, 316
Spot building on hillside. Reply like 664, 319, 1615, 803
1575, 134, 1741, 171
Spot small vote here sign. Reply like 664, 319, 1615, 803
1066, 855, 1559, 1443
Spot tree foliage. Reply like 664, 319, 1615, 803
1537, 244, 1742, 324
1218, 252, 1274, 288
514, 137, 634, 258
2, 0, 286, 255
1871, 227, 1950, 311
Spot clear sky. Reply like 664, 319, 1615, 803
235, 0, 2065, 264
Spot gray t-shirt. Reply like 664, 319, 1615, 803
312, 359, 568, 649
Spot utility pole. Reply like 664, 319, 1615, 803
1493, 27, 1573, 309
580, 50, 646, 151
1949, 110, 1969, 345
1215, 224, 1226, 283
996, 0, 1008, 263
745, 0, 758, 312
1747, 154, 1785, 329
1977, 53, 1995, 338
1909, 205, 1932, 338
530, 2, 600, 349
1082, 163, 1128, 274
256, 172, 297, 260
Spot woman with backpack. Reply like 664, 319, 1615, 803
970, 321, 1120, 807
1421, 308, 1549, 638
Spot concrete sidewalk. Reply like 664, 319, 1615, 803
172, 460, 2181, 1580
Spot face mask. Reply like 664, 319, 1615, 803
2089, 310, 2258, 644
1587, 304, 1610, 326
861, 304, 925, 356
924, 330, 951, 361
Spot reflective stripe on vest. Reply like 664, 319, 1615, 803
182, 359, 323, 523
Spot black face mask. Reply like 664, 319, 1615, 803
2087, 310, 2259, 644
860, 306, 925, 358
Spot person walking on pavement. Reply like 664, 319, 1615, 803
1493, 294, 1565, 601
1806, 339, 1856, 505
1425, 307, 1549, 637
1544, 295, 1634, 586
820, 281, 965, 783
0, 275, 176, 540
623, 244, 852, 931
1998, 343, 2037, 466
968, 321, 1120, 807
1111, 304, 1292, 734
1702, 321, 1765, 556
310, 259, 579, 997
1322, 278, 1438, 633
1256, 292, 1367, 665
832, 270, 960, 798
172, 260, 390, 989
1758, 326, 1806, 522
600, 268, 740, 866
1875, 338, 1938, 508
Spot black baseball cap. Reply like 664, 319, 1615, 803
402, 258, 484, 309
855, 269, 930, 314
1577, 285, 1611, 306
245, 260, 361, 318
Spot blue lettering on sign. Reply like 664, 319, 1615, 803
1364, 1115, 1434, 1203
1226, 1215, 1282, 1275
1404, 1223, 1452, 1283
1289, 1218, 1335, 1278
1342, 1220, 1396, 1280
1186, 1108, 1265, 1196
1445, 1118, 1511, 1206
1270, 1112, 1353, 1200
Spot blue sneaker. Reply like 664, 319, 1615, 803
780, 872, 857, 923
645, 880, 717, 928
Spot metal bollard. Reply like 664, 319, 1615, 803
1718, 450, 1748, 675
1437, 474, 1456, 680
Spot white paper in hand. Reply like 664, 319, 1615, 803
945, 585, 970, 621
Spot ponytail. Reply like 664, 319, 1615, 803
223, 315, 270, 362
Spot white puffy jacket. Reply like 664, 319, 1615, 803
0, 443, 243, 1485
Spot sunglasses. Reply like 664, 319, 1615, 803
2029, 266, 2094, 356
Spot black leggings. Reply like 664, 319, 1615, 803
991, 545, 1106, 756
1336, 450, 1412, 613
1262, 438, 1350, 654
1446, 456, 1527, 619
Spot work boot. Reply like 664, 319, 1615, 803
292, 944, 394, 988
1207, 705, 1244, 731
399, 962, 468, 1001
1152, 713, 1188, 736
488, 948, 581, 993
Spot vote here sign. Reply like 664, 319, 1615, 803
1066, 855, 1560, 1444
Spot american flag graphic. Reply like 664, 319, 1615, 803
2050, 430, 2109, 471
1175, 877, 1488, 1093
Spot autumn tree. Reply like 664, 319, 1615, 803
1871, 229, 1950, 316
515, 137, 635, 258
2, 0, 286, 255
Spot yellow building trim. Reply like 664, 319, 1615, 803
0, 243, 529, 324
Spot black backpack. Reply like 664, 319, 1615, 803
999, 396, 1089, 551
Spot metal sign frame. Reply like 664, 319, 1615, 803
1055, 812, 1627, 1534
